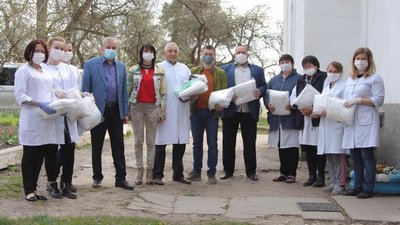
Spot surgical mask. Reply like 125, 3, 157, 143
32, 53, 45, 65
50, 49, 64, 61
202, 55, 214, 65
235, 53, 248, 65
304, 67, 317, 76
62, 51, 73, 62
354, 60, 368, 71
142, 52, 154, 61
280, 63, 292, 72
327, 73, 341, 82
104, 49, 117, 60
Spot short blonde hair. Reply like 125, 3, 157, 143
47, 37, 66, 49
351, 47, 376, 79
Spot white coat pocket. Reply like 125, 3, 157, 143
357, 111, 373, 126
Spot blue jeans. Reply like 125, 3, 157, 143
191, 109, 219, 176
350, 148, 376, 192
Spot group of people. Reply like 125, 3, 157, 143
267, 49, 384, 199
14, 35, 384, 202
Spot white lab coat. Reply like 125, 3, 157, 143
155, 60, 191, 145
290, 85, 319, 146
317, 78, 349, 155
342, 73, 385, 149
42, 63, 80, 144
14, 64, 58, 145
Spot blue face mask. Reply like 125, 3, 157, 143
202, 55, 214, 65
104, 49, 117, 60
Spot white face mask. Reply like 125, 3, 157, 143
32, 53, 45, 65
304, 67, 317, 76
142, 52, 154, 61
327, 73, 341, 82
62, 51, 73, 62
280, 63, 292, 72
235, 53, 248, 65
354, 60, 368, 71
50, 49, 65, 61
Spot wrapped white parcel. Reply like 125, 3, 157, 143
293, 84, 320, 109
268, 90, 290, 116
233, 79, 257, 105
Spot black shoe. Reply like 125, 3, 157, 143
115, 180, 134, 190
62, 183, 77, 199
61, 181, 77, 193
220, 172, 233, 180
357, 191, 373, 199
25, 193, 37, 202
312, 177, 325, 187
247, 173, 258, 181
92, 180, 102, 188
346, 189, 362, 196
34, 194, 47, 201
303, 176, 316, 186
48, 182, 62, 199
174, 177, 192, 185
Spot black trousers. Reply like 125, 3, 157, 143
91, 104, 126, 182
302, 144, 326, 178
22, 144, 58, 195
56, 143, 75, 183
222, 112, 257, 176
56, 116, 75, 183
278, 147, 299, 177
153, 144, 186, 180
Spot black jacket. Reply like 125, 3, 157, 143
294, 70, 327, 130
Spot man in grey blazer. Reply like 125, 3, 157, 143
82, 37, 133, 190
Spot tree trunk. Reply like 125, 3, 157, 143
36, 0, 48, 40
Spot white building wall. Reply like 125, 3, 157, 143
284, 0, 400, 168
284, 0, 360, 74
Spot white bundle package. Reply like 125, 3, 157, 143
208, 88, 235, 110
66, 87, 83, 101
178, 74, 208, 101
312, 94, 329, 115
326, 97, 356, 126
38, 99, 80, 119
268, 90, 290, 116
293, 84, 320, 109
233, 79, 257, 105
77, 95, 103, 132
65, 87, 91, 121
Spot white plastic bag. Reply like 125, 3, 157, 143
77, 95, 103, 132
178, 74, 208, 101
38, 99, 80, 119
326, 97, 356, 126
293, 84, 320, 109
268, 90, 290, 116
65, 87, 91, 121
233, 79, 257, 105
312, 94, 329, 115
208, 88, 235, 110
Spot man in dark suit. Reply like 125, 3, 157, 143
82, 37, 133, 190
220, 45, 267, 181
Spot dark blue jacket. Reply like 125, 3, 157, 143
264, 70, 302, 131
220, 63, 267, 121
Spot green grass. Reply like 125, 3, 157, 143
0, 215, 252, 225
0, 111, 19, 126
0, 165, 22, 198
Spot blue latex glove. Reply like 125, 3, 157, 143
39, 102, 56, 114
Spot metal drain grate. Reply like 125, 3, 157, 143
297, 202, 341, 212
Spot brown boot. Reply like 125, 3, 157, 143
135, 167, 144, 185
146, 168, 153, 185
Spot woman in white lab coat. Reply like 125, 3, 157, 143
42, 37, 80, 199
316, 61, 349, 195
14, 39, 58, 202
343, 48, 385, 199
